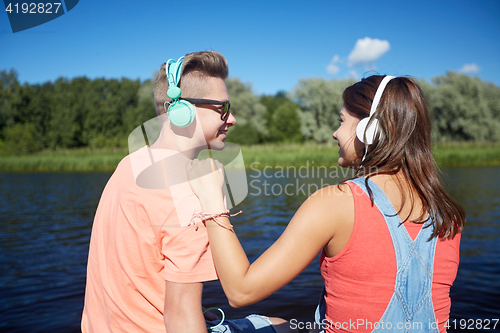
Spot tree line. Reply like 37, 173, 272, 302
1, 69, 499, 155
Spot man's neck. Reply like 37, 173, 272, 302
149, 123, 207, 160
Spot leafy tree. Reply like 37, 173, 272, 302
23, 82, 54, 149
260, 91, 303, 143
225, 78, 267, 144
269, 102, 303, 142
0, 69, 22, 139
1, 122, 41, 155
260, 91, 289, 128
44, 77, 85, 148
225, 123, 260, 145
83, 78, 141, 148
1, 68, 500, 156
137, 72, 157, 103
293, 77, 354, 143
426, 72, 500, 141
125, 76, 157, 136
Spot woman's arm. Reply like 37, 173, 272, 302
187, 159, 353, 307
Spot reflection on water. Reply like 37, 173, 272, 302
0, 167, 499, 332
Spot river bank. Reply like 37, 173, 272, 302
0, 142, 499, 172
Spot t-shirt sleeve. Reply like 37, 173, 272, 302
160, 198, 218, 283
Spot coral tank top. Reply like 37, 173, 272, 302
320, 181, 460, 333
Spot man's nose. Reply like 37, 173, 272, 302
226, 112, 236, 126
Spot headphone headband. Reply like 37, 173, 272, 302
369, 75, 395, 117
356, 75, 395, 149
166, 56, 185, 100
165, 56, 196, 127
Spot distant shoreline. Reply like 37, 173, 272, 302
0, 142, 499, 172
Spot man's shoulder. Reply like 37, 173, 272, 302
105, 153, 135, 189
97, 151, 176, 218
100, 148, 152, 200
108, 147, 154, 186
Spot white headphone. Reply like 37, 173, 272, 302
356, 75, 395, 145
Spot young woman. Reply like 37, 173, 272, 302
187, 75, 465, 333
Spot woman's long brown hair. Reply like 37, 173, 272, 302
342, 75, 465, 240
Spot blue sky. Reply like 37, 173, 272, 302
1, 0, 499, 95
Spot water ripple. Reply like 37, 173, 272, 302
0, 168, 499, 332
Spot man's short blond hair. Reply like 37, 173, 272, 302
154, 51, 229, 116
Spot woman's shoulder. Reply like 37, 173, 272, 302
317, 177, 374, 197
302, 183, 356, 256
310, 182, 352, 198
305, 183, 354, 216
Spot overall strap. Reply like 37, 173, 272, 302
347, 177, 439, 332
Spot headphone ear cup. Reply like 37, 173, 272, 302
167, 100, 196, 127
356, 118, 379, 145
167, 86, 182, 100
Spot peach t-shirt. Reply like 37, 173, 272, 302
82, 147, 217, 333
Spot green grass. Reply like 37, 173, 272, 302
0, 148, 128, 172
240, 142, 337, 167
0, 142, 499, 172
432, 142, 500, 167
241, 142, 500, 167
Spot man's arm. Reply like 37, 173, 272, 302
164, 281, 207, 333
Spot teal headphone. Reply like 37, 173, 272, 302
164, 56, 196, 127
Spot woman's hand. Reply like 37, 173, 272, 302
186, 158, 226, 213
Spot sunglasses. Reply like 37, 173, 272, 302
180, 98, 231, 121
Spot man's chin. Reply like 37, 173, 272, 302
208, 141, 225, 151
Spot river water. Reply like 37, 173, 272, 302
0, 166, 499, 332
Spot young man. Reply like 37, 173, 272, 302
81, 51, 293, 333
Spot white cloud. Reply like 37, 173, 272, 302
326, 55, 340, 75
347, 37, 390, 67
459, 63, 480, 74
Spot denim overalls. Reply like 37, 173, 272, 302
316, 177, 439, 332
